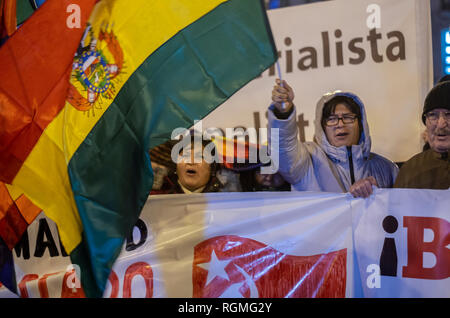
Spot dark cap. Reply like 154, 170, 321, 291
422, 81, 450, 124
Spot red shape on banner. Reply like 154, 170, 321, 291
106, 270, 120, 298
61, 269, 86, 298
38, 272, 60, 298
193, 235, 347, 298
402, 216, 450, 279
18, 274, 38, 298
123, 262, 153, 298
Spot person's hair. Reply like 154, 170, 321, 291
321, 95, 363, 138
176, 135, 216, 157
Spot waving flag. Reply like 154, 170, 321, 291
0, 0, 95, 294
0, 182, 41, 250
193, 235, 347, 298
0, 181, 41, 294
0, 0, 277, 297
0, 0, 16, 41
211, 135, 270, 171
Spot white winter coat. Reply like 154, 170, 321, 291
268, 91, 399, 192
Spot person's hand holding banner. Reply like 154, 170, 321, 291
349, 176, 378, 198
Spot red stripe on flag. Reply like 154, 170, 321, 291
0, 202, 28, 250
0, 0, 17, 38
0, 0, 96, 183
0, 182, 41, 249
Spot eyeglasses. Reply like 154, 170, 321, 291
425, 111, 450, 123
325, 114, 358, 126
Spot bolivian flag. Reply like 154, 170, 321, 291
0, 0, 277, 297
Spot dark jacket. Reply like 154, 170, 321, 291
394, 149, 450, 189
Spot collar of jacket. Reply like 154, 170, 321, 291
431, 149, 450, 161
324, 143, 367, 163
178, 181, 206, 193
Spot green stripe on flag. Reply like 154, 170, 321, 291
68, 0, 277, 297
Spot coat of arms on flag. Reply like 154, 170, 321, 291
68, 23, 124, 115
0, 0, 278, 297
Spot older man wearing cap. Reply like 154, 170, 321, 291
394, 80, 450, 189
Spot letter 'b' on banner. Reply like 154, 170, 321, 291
402, 217, 450, 280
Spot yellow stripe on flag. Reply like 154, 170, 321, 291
13, 125, 82, 252
63, 0, 228, 158
12, 0, 229, 254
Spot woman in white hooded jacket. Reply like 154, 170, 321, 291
268, 79, 398, 198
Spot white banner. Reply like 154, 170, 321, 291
202, 0, 432, 163
352, 188, 450, 298
1, 189, 449, 298
129, 192, 354, 298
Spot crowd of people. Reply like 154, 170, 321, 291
150, 76, 449, 196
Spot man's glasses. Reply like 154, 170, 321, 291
425, 111, 450, 124
325, 114, 358, 126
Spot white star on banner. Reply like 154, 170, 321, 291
197, 250, 231, 286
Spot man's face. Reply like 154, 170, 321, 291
425, 108, 450, 153
176, 145, 211, 192
324, 103, 360, 147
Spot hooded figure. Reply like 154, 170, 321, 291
268, 86, 398, 195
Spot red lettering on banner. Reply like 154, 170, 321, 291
402, 216, 450, 279
18, 274, 39, 298
38, 272, 60, 298
106, 270, 119, 298
60, 269, 86, 298
122, 262, 153, 298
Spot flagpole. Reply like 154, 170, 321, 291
276, 60, 286, 111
